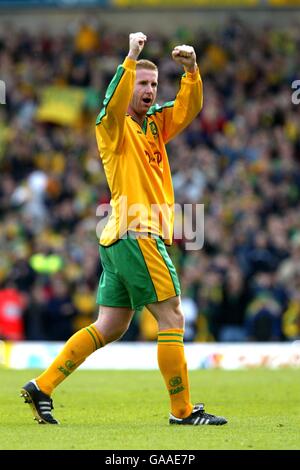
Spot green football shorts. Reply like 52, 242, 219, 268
96, 234, 180, 311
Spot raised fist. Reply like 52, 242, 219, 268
128, 32, 147, 60
172, 45, 197, 72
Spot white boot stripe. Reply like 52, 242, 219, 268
169, 414, 182, 422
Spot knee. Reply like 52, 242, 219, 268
108, 325, 129, 343
170, 304, 184, 329
93, 321, 129, 344
159, 297, 185, 330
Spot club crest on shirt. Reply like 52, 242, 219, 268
149, 121, 158, 138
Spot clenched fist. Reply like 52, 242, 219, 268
172, 45, 197, 73
128, 32, 147, 60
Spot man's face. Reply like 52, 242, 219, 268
130, 68, 158, 116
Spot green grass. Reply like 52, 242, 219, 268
0, 368, 299, 450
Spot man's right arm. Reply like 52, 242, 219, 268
95, 32, 147, 152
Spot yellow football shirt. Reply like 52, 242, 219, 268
95, 57, 203, 246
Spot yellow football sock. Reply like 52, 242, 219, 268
36, 324, 105, 396
157, 328, 193, 419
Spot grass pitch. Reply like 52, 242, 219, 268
0, 368, 299, 450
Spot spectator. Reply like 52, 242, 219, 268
0, 283, 25, 340
282, 285, 300, 341
43, 277, 77, 341
23, 283, 48, 340
218, 266, 249, 342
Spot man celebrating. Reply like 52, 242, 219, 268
21, 32, 227, 426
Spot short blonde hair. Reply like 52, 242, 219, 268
136, 59, 158, 72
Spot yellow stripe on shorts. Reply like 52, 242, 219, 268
137, 238, 177, 301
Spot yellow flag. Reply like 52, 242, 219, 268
36, 86, 85, 126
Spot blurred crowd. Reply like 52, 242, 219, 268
0, 17, 300, 343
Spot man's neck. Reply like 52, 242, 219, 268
127, 106, 146, 127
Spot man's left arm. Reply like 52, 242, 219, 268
160, 45, 203, 143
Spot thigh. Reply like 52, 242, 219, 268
97, 305, 135, 330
